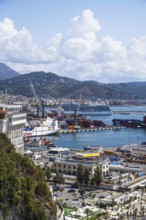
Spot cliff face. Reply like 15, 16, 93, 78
0, 133, 57, 220
0, 208, 57, 220
0, 208, 24, 220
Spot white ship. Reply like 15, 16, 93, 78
61, 103, 112, 115
23, 117, 60, 137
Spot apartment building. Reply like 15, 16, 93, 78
0, 104, 26, 153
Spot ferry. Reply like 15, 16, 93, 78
23, 117, 60, 137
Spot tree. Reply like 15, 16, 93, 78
53, 171, 64, 187
76, 164, 85, 184
92, 166, 103, 186
72, 192, 77, 199
35, 181, 48, 197
84, 208, 92, 220
83, 168, 90, 185
73, 207, 78, 217
72, 181, 80, 188
91, 193, 96, 205
59, 187, 64, 199
78, 187, 85, 199
0, 133, 57, 220
45, 166, 52, 179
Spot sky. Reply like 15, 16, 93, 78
0, 0, 146, 83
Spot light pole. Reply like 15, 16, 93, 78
137, 126, 141, 162
128, 121, 131, 149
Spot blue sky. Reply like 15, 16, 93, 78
0, 0, 146, 83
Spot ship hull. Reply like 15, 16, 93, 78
61, 103, 112, 116
23, 128, 60, 137
65, 110, 112, 116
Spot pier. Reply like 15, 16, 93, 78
59, 126, 125, 134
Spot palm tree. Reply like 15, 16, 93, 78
59, 187, 64, 198
72, 192, 77, 200
126, 211, 129, 219
84, 208, 91, 220
73, 207, 78, 217
132, 204, 135, 218
142, 206, 145, 217
91, 193, 96, 206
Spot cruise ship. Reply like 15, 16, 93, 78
61, 103, 112, 115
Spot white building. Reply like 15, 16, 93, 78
0, 104, 26, 153
52, 159, 109, 177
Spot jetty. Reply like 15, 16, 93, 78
59, 126, 124, 134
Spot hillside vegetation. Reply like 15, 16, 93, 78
0, 133, 57, 220
0, 68, 146, 98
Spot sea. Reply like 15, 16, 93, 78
47, 106, 146, 150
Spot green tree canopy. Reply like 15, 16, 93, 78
53, 171, 65, 187
77, 164, 90, 185
0, 134, 57, 220
92, 166, 103, 186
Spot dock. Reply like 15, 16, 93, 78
59, 126, 125, 134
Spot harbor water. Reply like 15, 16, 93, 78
47, 106, 146, 150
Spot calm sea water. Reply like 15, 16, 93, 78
47, 106, 146, 150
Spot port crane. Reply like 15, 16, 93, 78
74, 92, 82, 128
29, 80, 46, 118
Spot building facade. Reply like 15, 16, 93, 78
52, 159, 109, 176
0, 105, 26, 153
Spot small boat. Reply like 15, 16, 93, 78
84, 145, 104, 152
23, 117, 60, 137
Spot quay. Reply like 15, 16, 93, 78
112, 110, 146, 115
59, 126, 125, 134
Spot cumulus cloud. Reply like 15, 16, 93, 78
69, 9, 101, 37
1, 10, 146, 83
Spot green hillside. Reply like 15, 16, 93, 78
0, 133, 57, 220
0, 70, 146, 98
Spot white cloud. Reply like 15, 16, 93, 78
1, 10, 146, 83
69, 9, 101, 38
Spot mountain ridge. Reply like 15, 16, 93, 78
0, 63, 20, 80
0, 63, 146, 98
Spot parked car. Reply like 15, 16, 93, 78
53, 186, 60, 191
68, 189, 76, 193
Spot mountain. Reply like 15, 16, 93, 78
0, 67, 146, 98
0, 63, 20, 80
0, 71, 112, 98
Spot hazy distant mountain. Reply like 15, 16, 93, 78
0, 63, 20, 80
0, 67, 146, 99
